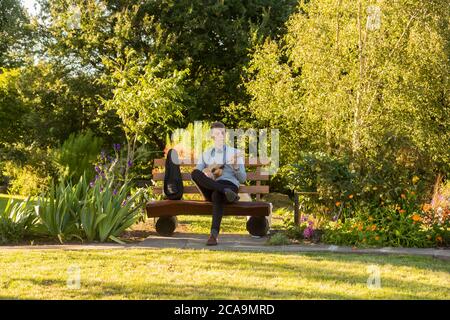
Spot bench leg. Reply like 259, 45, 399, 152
246, 216, 270, 237
155, 216, 178, 236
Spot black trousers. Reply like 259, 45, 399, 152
191, 169, 239, 237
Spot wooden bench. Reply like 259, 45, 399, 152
146, 157, 272, 237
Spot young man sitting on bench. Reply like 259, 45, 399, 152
191, 122, 246, 246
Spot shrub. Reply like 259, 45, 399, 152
55, 130, 103, 182
0, 197, 37, 244
35, 177, 88, 243
1, 144, 57, 196
267, 232, 290, 245
273, 149, 439, 224
2, 161, 52, 196
80, 176, 144, 243
322, 192, 449, 248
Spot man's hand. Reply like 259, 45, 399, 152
202, 167, 214, 179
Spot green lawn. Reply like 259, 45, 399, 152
0, 248, 448, 299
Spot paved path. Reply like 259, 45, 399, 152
1, 232, 449, 260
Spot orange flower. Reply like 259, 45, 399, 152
371, 225, 377, 231
412, 214, 421, 222
335, 201, 341, 207
422, 203, 432, 212
399, 209, 406, 214
400, 194, 406, 199
375, 236, 380, 241
348, 194, 354, 199
357, 225, 363, 231
436, 236, 443, 243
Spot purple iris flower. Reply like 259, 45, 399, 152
89, 181, 95, 188
303, 226, 314, 239
113, 143, 121, 152
113, 189, 118, 196
332, 215, 338, 222
95, 165, 101, 173
127, 160, 133, 168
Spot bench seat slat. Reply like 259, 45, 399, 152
146, 200, 271, 217
152, 185, 269, 194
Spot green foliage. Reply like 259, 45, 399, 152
1, 143, 57, 196
246, 0, 450, 203
55, 130, 103, 182
80, 176, 143, 243
0, 0, 33, 68
0, 69, 28, 144
35, 177, 88, 243
41, 0, 298, 123
100, 51, 189, 148
15, 62, 112, 147
2, 161, 52, 196
0, 197, 37, 244
267, 232, 291, 245
322, 193, 449, 248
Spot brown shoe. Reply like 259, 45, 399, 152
206, 235, 218, 246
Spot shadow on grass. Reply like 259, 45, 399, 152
0, 277, 370, 300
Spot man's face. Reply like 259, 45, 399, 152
211, 128, 225, 145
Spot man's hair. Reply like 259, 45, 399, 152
210, 121, 225, 130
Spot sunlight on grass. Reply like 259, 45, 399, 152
174, 209, 285, 234
0, 249, 448, 299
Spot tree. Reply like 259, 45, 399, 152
0, 69, 27, 144
37, 0, 298, 124
100, 48, 190, 173
0, 0, 33, 68
245, 0, 450, 198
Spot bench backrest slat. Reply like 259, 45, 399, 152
153, 157, 269, 167
152, 157, 270, 196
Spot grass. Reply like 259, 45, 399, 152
0, 193, 448, 300
0, 248, 448, 299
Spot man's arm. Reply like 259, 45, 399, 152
230, 149, 246, 183
234, 163, 247, 183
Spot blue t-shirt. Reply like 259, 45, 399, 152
195, 145, 246, 188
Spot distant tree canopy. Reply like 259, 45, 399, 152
0, 0, 297, 152
245, 0, 450, 193
0, 0, 33, 68
37, 0, 298, 122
